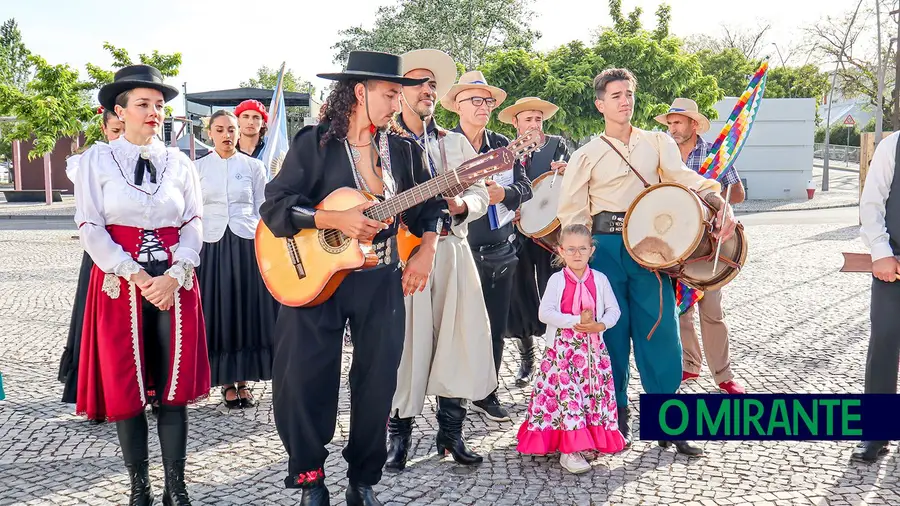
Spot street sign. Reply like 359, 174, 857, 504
844, 114, 856, 126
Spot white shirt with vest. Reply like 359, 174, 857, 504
195, 150, 267, 243
860, 131, 900, 261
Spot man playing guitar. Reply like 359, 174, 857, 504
258, 50, 445, 506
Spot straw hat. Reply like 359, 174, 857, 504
439, 70, 507, 113
654, 98, 711, 134
498, 97, 559, 125
400, 49, 458, 101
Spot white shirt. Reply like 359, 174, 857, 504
195, 150, 266, 242
74, 137, 203, 278
860, 131, 899, 261
539, 269, 621, 345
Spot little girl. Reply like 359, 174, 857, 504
516, 224, 625, 474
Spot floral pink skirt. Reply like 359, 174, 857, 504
517, 329, 626, 455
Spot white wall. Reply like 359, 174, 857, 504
705, 97, 815, 200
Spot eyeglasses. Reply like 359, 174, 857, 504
459, 97, 497, 108
562, 247, 591, 256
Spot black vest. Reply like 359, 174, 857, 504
886, 135, 900, 255
525, 136, 562, 181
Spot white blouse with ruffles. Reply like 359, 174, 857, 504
73, 136, 203, 284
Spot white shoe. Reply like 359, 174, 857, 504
560, 452, 592, 474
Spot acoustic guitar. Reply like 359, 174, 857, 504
255, 129, 546, 307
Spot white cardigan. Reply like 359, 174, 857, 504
538, 269, 621, 343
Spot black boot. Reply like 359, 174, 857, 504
515, 336, 536, 387
659, 440, 704, 457
435, 397, 483, 465
617, 406, 632, 448
851, 441, 889, 463
345, 483, 381, 506
384, 416, 413, 472
125, 460, 154, 506
161, 458, 191, 505
300, 482, 330, 506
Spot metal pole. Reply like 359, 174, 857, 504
43, 153, 52, 205
894, 9, 900, 130
876, 0, 885, 145
12, 140, 21, 191
823, 0, 866, 192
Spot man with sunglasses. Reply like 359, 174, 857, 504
442, 71, 533, 422
385, 50, 494, 471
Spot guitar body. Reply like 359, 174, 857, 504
397, 225, 422, 265
255, 187, 378, 307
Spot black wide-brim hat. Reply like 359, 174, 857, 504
98, 64, 180, 111
317, 51, 429, 87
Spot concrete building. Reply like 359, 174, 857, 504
705, 97, 816, 200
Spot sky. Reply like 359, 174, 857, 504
7, 0, 864, 116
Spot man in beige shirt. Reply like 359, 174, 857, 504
558, 68, 737, 457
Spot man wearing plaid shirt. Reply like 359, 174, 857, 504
656, 97, 746, 395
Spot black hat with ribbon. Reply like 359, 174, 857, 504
98, 64, 179, 111
317, 51, 429, 87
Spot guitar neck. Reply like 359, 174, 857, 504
365, 169, 462, 222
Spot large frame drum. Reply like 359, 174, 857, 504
515, 171, 563, 252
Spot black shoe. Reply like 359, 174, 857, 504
161, 458, 191, 505
850, 441, 889, 463
89, 418, 105, 425
125, 460, 154, 506
435, 398, 483, 466
659, 440, 704, 457
237, 384, 257, 409
617, 406, 632, 448
300, 482, 330, 506
385, 416, 413, 472
345, 483, 382, 506
221, 385, 241, 410
515, 336, 536, 387
471, 393, 510, 422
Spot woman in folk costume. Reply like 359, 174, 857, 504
195, 110, 277, 409
58, 106, 124, 422
517, 224, 625, 474
74, 64, 209, 506
385, 49, 494, 471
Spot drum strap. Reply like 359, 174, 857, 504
599, 136, 652, 188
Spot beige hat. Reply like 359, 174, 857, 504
400, 49, 458, 101
498, 97, 560, 125
439, 70, 507, 113
654, 98, 711, 134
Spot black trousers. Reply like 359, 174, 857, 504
866, 277, 900, 400
472, 241, 518, 386
506, 234, 559, 340
273, 265, 404, 488
117, 261, 188, 464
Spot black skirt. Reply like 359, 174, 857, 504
505, 232, 560, 339
197, 227, 279, 385
59, 250, 93, 404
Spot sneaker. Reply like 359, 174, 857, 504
718, 380, 746, 394
560, 452, 591, 474
682, 371, 700, 382
470, 393, 511, 422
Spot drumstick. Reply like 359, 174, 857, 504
550, 154, 564, 188
711, 184, 733, 273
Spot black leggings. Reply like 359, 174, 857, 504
116, 261, 188, 464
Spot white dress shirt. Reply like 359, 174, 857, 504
860, 132, 899, 261
74, 137, 204, 281
195, 150, 266, 243
538, 269, 621, 345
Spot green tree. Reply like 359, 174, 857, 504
241, 65, 315, 95
331, 0, 541, 70
469, 1, 720, 141
82, 43, 182, 146
0, 19, 33, 92
0, 55, 93, 160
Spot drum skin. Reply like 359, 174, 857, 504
516, 171, 563, 250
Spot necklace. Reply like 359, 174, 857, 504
347, 140, 371, 165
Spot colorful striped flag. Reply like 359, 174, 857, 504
675, 58, 769, 315
259, 62, 290, 181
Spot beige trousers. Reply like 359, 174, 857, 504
679, 288, 734, 384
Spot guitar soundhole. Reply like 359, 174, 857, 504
319, 229, 351, 253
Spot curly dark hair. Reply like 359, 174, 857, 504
319, 79, 368, 146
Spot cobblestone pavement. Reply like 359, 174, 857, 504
0, 218, 897, 506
